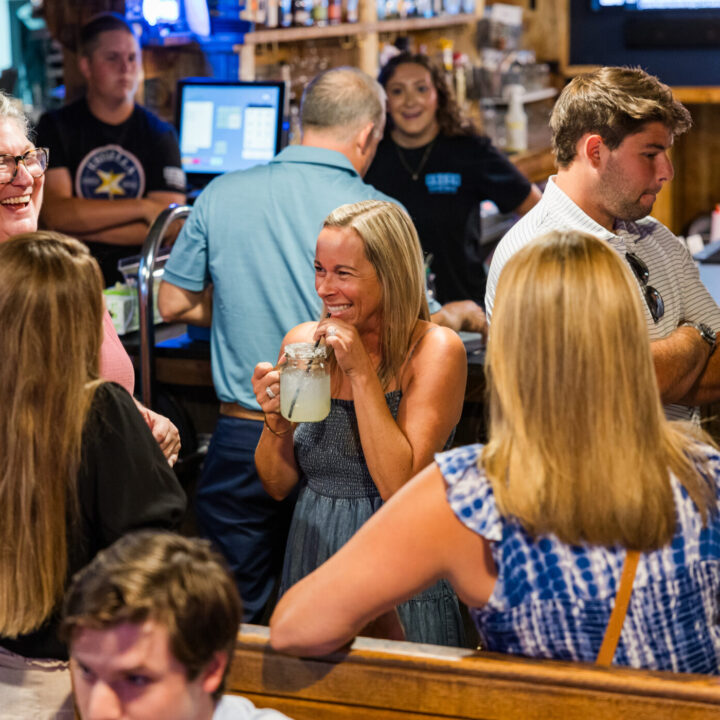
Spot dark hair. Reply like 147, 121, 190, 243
61, 531, 242, 701
80, 12, 135, 57
377, 52, 475, 138
551, 66, 692, 167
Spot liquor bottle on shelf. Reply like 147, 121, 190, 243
504, 84, 528, 152
256, 0, 267, 25
443, 0, 461, 16
279, 0, 293, 25
344, 0, 359, 21
311, 0, 329, 25
383, 0, 400, 19
328, 0, 342, 24
266, 0, 279, 27
479, 98, 500, 145
240, 0, 258, 24
401, 0, 418, 18
416, 0, 433, 19
454, 54, 467, 108
292, 0, 313, 25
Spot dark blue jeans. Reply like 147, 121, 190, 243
195, 415, 296, 623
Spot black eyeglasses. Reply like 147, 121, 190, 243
625, 252, 665, 323
0, 147, 49, 185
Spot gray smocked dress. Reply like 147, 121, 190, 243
279, 390, 465, 647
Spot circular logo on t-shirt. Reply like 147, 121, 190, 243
75, 144, 146, 199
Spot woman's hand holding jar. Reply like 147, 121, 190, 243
313, 317, 373, 380
252, 362, 292, 437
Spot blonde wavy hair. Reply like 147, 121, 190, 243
0, 231, 103, 636
322, 200, 429, 389
482, 230, 715, 551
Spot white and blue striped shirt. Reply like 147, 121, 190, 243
486, 177, 720, 421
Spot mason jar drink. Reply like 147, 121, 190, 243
280, 342, 331, 422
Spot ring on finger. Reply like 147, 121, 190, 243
327, 326, 337, 336
266, 386, 276, 399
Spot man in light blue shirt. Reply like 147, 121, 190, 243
159, 65, 484, 623
158, 67, 422, 623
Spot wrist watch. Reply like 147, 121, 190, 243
680, 321, 717, 352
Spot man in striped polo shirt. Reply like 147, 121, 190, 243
486, 66, 720, 421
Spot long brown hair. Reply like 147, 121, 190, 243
378, 52, 476, 138
0, 231, 104, 636
483, 230, 716, 551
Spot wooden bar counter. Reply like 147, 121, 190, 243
228, 624, 720, 720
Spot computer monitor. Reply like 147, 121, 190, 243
176, 78, 285, 190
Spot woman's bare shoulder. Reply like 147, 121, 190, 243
411, 321, 466, 360
398, 321, 466, 393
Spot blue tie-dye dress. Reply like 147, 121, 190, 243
436, 443, 720, 673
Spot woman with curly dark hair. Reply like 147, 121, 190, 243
365, 52, 541, 306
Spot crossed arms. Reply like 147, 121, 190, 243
40, 167, 185, 246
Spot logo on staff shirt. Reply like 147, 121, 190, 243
425, 172, 461, 194
75, 144, 146, 199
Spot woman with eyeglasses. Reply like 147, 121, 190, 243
0, 91, 180, 463
0, 97, 187, 719
271, 230, 720, 675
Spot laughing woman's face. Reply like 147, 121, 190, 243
0, 118, 45, 242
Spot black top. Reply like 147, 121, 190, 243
0, 383, 186, 660
35, 98, 185, 199
365, 133, 531, 305
35, 98, 185, 285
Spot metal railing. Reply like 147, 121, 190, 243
138, 204, 191, 409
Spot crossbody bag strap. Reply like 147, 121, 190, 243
595, 550, 640, 667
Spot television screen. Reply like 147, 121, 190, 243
595, 0, 720, 8
176, 79, 285, 189
574, 0, 720, 81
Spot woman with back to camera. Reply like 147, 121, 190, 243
0, 89, 180, 464
0, 232, 187, 720
252, 199, 468, 646
365, 52, 541, 307
270, 230, 720, 674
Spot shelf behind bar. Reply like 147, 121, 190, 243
490, 87, 558, 105
371, 12, 477, 33
672, 87, 720, 104
238, 13, 476, 45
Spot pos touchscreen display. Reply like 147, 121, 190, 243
176, 78, 285, 189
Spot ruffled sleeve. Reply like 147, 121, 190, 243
435, 444, 503, 542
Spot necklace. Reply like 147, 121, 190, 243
394, 137, 437, 181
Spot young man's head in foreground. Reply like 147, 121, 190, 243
61, 531, 241, 720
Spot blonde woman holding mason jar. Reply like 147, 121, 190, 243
252, 199, 467, 646
271, 231, 720, 673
